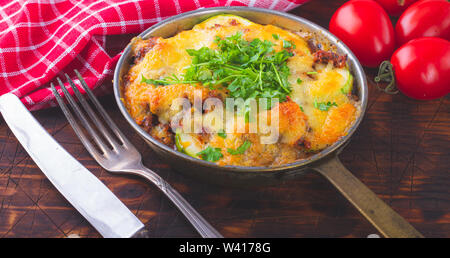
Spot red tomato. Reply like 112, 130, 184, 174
390, 37, 450, 100
329, 0, 395, 67
374, 0, 419, 16
395, 0, 450, 46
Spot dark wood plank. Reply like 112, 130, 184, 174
0, 0, 448, 238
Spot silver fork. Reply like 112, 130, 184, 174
50, 70, 223, 238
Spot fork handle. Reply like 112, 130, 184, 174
130, 165, 223, 238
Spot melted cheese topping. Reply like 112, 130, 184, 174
123, 15, 359, 166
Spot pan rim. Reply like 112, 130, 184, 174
113, 6, 368, 173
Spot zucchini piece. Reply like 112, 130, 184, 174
193, 14, 254, 30
306, 67, 353, 101
175, 131, 204, 158
338, 69, 353, 94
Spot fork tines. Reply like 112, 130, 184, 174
50, 70, 126, 157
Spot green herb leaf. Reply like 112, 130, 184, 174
197, 146, 223, 162
306, 71, 318, 75
141, 74, 199, 85
314, 101, 338, 111
227, 140, 251, 155
297, 78, 302, 84
217, 129, 227, 139
141, 75, 166, 86
272, 34, 279, 40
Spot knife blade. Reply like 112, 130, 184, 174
0, 93, 144, 238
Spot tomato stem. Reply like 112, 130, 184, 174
375, 60, 398, 95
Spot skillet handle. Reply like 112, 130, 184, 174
313, 156, 423, 238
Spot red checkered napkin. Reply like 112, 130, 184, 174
0, 0, 308, 111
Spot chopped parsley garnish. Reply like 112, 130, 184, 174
272, 34, 279, 40
306, 71, 318, 75
197, 146, 223, 162
217, 129, 227, 139
314, 101, 338, 111
227, 140, 251, 155
142, 32, 295, 105
282, 40, 295, 49
297, 78, 302, 84
141, 74, 164, 85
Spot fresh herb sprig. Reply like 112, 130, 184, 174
142, 32, 295, 105
227, 140, 251, 155
314, 101, 338, 111
217, 129, 227, 139
141, 74, 197, 86
197, 146, 223, 162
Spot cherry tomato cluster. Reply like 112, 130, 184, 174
329, 0, 450, 100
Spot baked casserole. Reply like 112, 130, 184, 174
122, 15, 360, 167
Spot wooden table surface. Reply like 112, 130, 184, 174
0, 0, 449, 238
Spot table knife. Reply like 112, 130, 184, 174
0, 93, 147, 238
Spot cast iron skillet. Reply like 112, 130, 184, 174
113, 7, 423, 238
